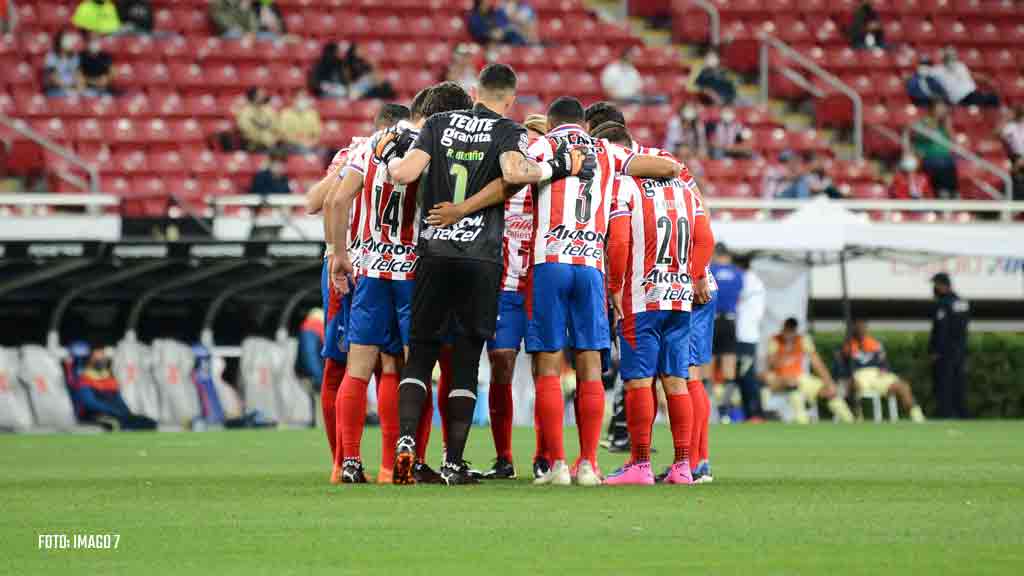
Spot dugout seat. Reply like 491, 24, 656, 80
0, 347, 34, 432
112, 339, 161, 422
18, 345, 77, 431
151, 339, 200, 428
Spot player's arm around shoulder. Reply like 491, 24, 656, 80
625, 150, 681, 179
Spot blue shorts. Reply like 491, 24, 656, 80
320, 260, 350, 362
689, 291, 718, 367
348, 276, 414, 356
619, 310, 692, 380
488, 290, 526, 351
526, 263, 610, 353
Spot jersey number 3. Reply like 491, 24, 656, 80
575, 179, 594, 223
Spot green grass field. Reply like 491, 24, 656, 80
4, 422, 1024, 575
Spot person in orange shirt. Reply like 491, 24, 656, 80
73, 347, 157, 431
840, 319, 925, 422
762, 318, 854, 424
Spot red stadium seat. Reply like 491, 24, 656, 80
150, 150, 188, 175
74, 118, 106, 143
184, 149, 222, 176
109, 150, 150, 175
152, 92, 185, 117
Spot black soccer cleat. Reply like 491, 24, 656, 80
413, 461, 443, 484
482, 457, 517, 480
532, 457, 550, 479
439, 461, 480, 486
393, 436, 417, 485
341, 458, 368, 484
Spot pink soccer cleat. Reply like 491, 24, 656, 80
604, 461, 655, 486
663, 460, 694, 485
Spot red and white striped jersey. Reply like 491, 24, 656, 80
500, 186, 533, 292
528, 124, 635, 272
348, 125, 421, 280
612, 170, 705, 315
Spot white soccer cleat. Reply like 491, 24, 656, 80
532, 460, 571, 486
575, 459, 603, 486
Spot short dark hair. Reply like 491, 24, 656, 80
421, 81, 473, 118
547, 96, 585, 129
374, 103, 410, 130
478, 63, 518, 95
783, 317, 799, 331
590, 121, 631, 147
585, 101, 626, 130
410, 87, 432, 121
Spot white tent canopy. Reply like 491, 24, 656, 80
712, 196, 1024, 258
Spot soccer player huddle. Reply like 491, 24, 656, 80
306, 63, 717, 487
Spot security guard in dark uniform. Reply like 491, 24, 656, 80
928, 273, 970, 418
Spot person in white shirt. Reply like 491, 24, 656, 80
734, 254, 766, 420
601, 48, 644, 102
932, 47, 999, 108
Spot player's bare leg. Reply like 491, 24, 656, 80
484, 348, 518, 479
887, 379, 926, 422
532, 351, 571, 485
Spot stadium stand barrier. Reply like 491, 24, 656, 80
0, 113, 99, 195
759, 35, 864, 160
690, 0, 720, 46
906, 123, 1014, 210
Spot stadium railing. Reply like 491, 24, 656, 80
0, 114, 99, 196
758, 35, 864, 161
906, 123, 1014, 209
688, 0, 720, 47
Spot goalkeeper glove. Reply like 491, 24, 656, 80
545, 139, 597, 181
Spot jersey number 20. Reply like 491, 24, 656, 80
656, 215, 690, 266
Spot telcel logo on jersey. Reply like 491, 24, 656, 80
641, 268, 693, 303
428, 213, 485, 243
362, 238, 417, 274
543, 225, 604, 259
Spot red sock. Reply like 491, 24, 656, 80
573, 388, 583, 451
320, 358, 344, 462
666, 390, 693, 463
578, 380, 605, 466
378, 372, 399, 471
687, 379, 708, 465
338, 373, 368, 460
489, 382, 513, 461
415, 383, 432, 462
533, 391, 547, 462
625, 387, 655, 462
437, 346, 452, 447
535, 375, 565, 461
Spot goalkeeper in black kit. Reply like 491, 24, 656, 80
378, 64, 595, 485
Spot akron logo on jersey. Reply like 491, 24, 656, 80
641, 268, 693, 303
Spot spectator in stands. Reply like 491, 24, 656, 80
0, 0, 15, 35
848, 1, 885, 50
664, 101, 708, 157
933, 47, 999, 108
805, 154, 842, 199
249, 149, 291, 195
601, 47, 644, 103
906, 56, 948, 107
503, 0, 538, 44
309, 42, 346, 99
280, 90, 321, 154
72, 347, 157, 431
211, 0, 259, 38
708, 106, 752, 159
838, 319, 926, 422
443, 43, 482, 92
775, 150, 811, 199
689, 50, 736, 106
236, 87, 279, 152
468, 0, 526, 46
890, 154, 934, 200
254, 0, 286, 37
80, 34, 114, 96
912, 103, 959, 198
676, 143, 705, 181
117, 0, 153, 34
998, 105, 1024, 201
340, 43, 395, 100
44, 30, 84, 97
73, 0, 121, 36
762, 318, 854, 424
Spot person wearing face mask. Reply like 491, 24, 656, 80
890, 154, 934, 200
280, 90, 322, 154
71, 346, 158, 431
849, 1, 885, 50
691, 51, 736, 106
932, 47, 999, 108
236, 87, 280, 152
44, 30, 84, 96
928, 273, 969, 419
906, 56, 948, 107
117, 0, 154, 34
664, 102, 708, 157
912, 103, 959, 198
762, 318, 854, 425
80, 34, 114, 96
211, 0, 260, 38
72, 0, 122, 35
998, 105, 1024, 201
708, 106, 752, 159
